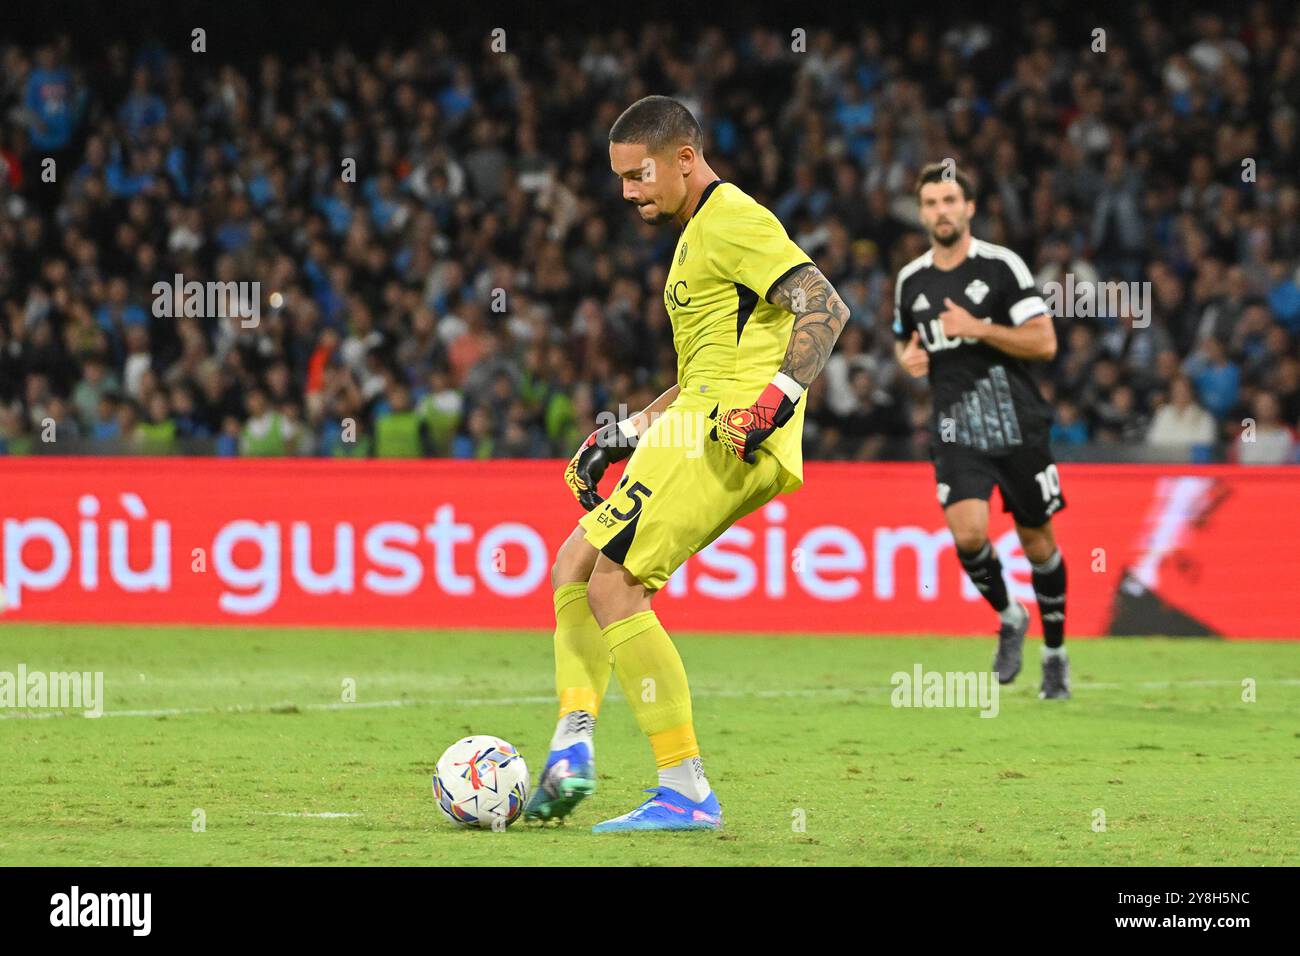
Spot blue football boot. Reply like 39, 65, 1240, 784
523, 742, 596, 823
591, 787, 723, 833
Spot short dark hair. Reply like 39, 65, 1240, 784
914, 162, 975, 202
609, 95, 703, 153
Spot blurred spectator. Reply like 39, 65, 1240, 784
1093, 384, 1149, 444
216, 416, 242, 457
1147, 375, 1216, 449
1183, 336, 1241, 419
137, 390, 177, 454
453, 406, 495, 459
1051, 399, 1090, 446
417, 366, 464, 455
22, 45, 85, 153
374, 383, 426, 458
1091, 150, 1145, 282
1234, 392, 1297, 463
0, 404, 32, 454
239, 388, 297, 456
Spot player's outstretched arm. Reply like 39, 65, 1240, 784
564, 384, 679, 510
710, 265, 850, 463
769, 265, 853, 388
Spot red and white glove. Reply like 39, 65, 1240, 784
709, 373, 803, 464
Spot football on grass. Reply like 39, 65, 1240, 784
432, 735, 530, 829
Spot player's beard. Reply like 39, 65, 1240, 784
931, 221, 965, 247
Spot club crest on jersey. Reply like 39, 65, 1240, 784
964, 279, 989, 304
678, 241, 688, 265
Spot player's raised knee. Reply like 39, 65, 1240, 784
952, 529, 989, 555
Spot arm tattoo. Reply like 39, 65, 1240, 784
769, 265, 851, 388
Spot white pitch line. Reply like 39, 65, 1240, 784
0, 679, 1296, 721
252, 811, 362, 818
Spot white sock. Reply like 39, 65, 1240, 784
998, 600, 1027, 627
1042, 645, 1067, 659
658, 756, 711, 802
549, 710, 595, 754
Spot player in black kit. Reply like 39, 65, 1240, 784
893, 163, 1070, 699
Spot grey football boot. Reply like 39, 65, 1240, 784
992, 601, 1029, 684
1039, 650, 1071, 700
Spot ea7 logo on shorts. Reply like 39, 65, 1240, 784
936, 482, 951, 505
964, 279, 990, 304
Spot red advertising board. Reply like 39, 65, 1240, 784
0, 458, 1293, 638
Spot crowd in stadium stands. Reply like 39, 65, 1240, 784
2, 7, 1299, 463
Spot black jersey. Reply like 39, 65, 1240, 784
893, 238, 1054, 454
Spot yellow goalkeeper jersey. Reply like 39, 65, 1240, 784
663, 180, 814, 489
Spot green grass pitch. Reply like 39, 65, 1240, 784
1, 623, 1296, 866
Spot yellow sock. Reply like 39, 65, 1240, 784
602, 610, 700, 769
553, 582, 611, 719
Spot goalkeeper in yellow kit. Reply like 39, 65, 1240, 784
526, 96, 851, 831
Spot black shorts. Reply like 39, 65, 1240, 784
929, 440, 1066, 527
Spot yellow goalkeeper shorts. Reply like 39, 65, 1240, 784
578, 395, 792, 590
